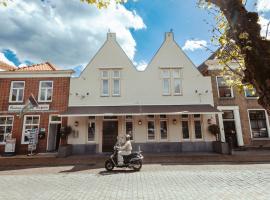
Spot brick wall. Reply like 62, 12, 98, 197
0, 77, 70, 154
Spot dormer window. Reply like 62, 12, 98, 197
100, 69, 121, 97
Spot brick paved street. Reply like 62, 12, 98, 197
0, 164, 270, 200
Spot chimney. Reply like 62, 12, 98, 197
107, 32, 116, 41
165, 30, 174, 41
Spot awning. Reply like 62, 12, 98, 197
61, 104, 221, 116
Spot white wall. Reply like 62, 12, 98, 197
69, 32, 213, 107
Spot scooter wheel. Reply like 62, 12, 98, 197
105, 160, 114, 171
132, 160, 142, 171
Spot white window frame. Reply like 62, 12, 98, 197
125, 116, 134, 141
21, 115, 40, 144
38, 81, 53, 102
159, 115, 169, 141
88, 117, 96, 142
181, 114, 190, 141
247, 109, 270, 140
193, 114, 203, 140
216, 76, 234, 98
101, 70, 110, 97
0, 115, 14, 144
112, 70, 121, 97
147, 116, 156, 141
161, 68, 182, 96
9, 81, 25, 103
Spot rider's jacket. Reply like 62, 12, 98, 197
120, 140, 132, 152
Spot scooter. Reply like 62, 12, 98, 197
105, 144, 144, 171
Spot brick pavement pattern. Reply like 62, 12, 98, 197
0, 164, 270, 200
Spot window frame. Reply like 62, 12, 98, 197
21, 115, 40, 144
125, 116, 134, 141
193, 114, 203, 140
101, 70, 110, 97
181, 115, 190, 140
244, 85, 258, 99
161, 68, 182, 96
9, 81, 25, 103
216, 76, 234, 99
247, 109, 270, 139
87, 117, 96, 142
112, 70, 121, 97
159, 115, 168, 141
0, 115, 14, 144
147, 116, 156, 141
38, 80, 53, 102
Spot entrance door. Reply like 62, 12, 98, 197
223, 121, 238, 148
47, 124, 61, 152
102, 121, 118, 152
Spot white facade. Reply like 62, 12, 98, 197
65, 32, 218, 154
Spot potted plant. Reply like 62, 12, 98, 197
58, 126, 73, 157
208, 124, 220, 141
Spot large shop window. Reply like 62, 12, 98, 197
39, 81, 53, 102
125, 116, 133, 140
194, 114, 202, 139
88, 117, 95, 142
248, 110, 269, 138
0, 116, 13, 143
101, 70, 121, 97
161, 68, 182, 96
160, 115, 168, 140
147, 115, 155, 140
9, 81, 25, 102
182, 114, 189, 139
22, 115, 40, 143
216, 77, 233, 98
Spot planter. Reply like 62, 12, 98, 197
212, 141, 229, 154
57, 144, 72, 158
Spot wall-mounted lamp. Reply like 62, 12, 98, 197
138, 120, 142, 125
173, 119, 177, 125
74, 121, 79, 127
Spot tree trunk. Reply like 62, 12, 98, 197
207, 0, 270, 113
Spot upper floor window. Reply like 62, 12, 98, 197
39, 81, 53, 102
0, 116, 13, 143
216, 77, 233, 98
101, 70, 121, 97
9, 81, 25, 102
161, 68, 182, 96
244, 85, 258, 98
248, 110, 269, 138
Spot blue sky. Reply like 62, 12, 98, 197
0, 0, 269, 73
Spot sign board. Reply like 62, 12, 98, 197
4, 138, 16, 154
27, 129, 38, 153
8, 104, 50, 112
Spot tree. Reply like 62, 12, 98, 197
199, 0, 270, 113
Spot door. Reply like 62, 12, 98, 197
102, 121, 118, 152
47, 124, 61, 152
223, 121, 238, 148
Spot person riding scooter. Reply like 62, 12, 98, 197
118, 134, 132, 165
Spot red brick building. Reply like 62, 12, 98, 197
199, 59, 270, 149
0, 62, 73, 154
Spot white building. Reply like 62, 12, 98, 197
62, 32, 221, 154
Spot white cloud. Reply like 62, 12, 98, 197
134, 60, 147, 71
259, 15, 270, 39
0, 52, 15, 66
0, 0, 146, 68
257, 0, 270, 12
182, 40, 207, 51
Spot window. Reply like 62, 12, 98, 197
182, 121, 189, 139
112, 70, 121, 96
9, 81, 25, 102
101, 70, 121, 97
88, 118, 95, 142
244, 85, 258, 98
147, 117, 155, 140
194, 121, 202, 139
22, 115, 40, 143
161, 68, 182, 95
101, 70, 109, 96
39, 81, 53, 102
216, 77, 233, 98
0, 116, 13, 143
248, 110, 269, 138
125, 116, 133, 140
160, 120, 168, 140
222, 110, 234, 119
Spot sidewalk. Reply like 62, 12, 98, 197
1, 150, 270, 170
